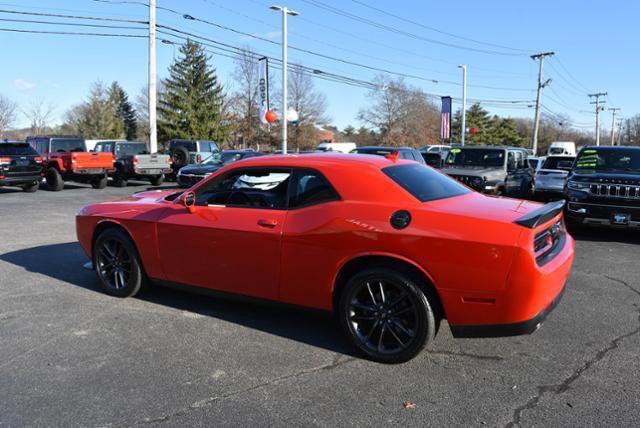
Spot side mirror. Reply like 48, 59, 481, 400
183, 191, 196, 213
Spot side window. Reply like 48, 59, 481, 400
507, 151, 516, 170
104, 143, 113, 153
195, 168, 291, 209
289, 169, 339, 209
94, 143, 103, 152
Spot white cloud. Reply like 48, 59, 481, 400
14, 78, 35, 90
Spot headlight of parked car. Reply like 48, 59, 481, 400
567, 180, 590, 191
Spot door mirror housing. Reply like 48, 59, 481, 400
183, 191, 196, 213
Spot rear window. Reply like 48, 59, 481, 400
0, 143, 38, 156
383, 163, 471, 202
171, 141, 197, 152
542, 156, 575, 170
51, 139, 86, 152
116, 143, 148, 156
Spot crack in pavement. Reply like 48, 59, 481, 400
504, 304, 640, 428
604, 275, 640, 297
429, 350, 504, 362
133, 353, 357, 426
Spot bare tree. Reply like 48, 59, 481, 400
358, 75, 439, 147
287, 67, 328, 151
23, 99, 56, 135
0, 94, 18, 137
135, 86, 150, 143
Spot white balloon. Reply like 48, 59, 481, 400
286, 109, 299, 122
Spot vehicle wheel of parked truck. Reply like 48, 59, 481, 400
93, 228, 143, 298
21, 182, 39, 193
91, 175, 108, 189
171, 146, 189, 168
150, 175, 163, 186
46, 168, 64, 191
112, 171, 127, 187
338, 268, 437, 364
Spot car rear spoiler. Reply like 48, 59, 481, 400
514, 200, 566, 229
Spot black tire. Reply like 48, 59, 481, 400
93, 228, 144, 298
112, 171, 127, 187
170, 146, 190, 168
338, 268, 436, 364
22, 182, 39, 193
46, 168, 64, 191
91, 175, 108, 189
150, 175, 163, 186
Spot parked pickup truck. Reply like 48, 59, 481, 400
27, 136, 115, 191
93, 140, 172, 187
0, 140, 44, 192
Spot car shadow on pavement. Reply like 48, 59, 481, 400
569, 227, 640, 244
0, 242, 354, 356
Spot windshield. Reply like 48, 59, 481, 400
199, 152, 223, 165
445, 148, 505, 167
0, 143, 38, 156
574, 148, 640, 173
383, 163, 471, 202
115, 143, 147, 156
542, 156, 575, 170
549, 147, 565, 155
51, 139, 86, 152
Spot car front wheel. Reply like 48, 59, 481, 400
338, 268, 436, 364
93, 228, 144, 297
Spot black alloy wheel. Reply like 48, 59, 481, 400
339, 268, 436, 364
93, 228, 143, 297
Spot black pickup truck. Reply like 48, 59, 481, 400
93, 140, 172, 187
0, 141, 44, 192
565, 146, 640, 228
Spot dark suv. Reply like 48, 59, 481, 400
443, 146, 534, 197
350, 146, 426, 164
0, 140, 44, 192
565, 146, 640, 228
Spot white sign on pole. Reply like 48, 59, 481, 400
258, 57, 270, 124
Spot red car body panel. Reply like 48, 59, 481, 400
76, 153, 574, 334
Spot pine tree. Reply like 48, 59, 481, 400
108, 82, 138, 140
65, 81, 124, 139
158, 40, 231, 143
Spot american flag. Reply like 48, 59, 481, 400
440, 96, 452, 140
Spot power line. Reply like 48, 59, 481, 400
0, 7, 147, 24
0, 17, 147, 31
348, 0, 531, 53
552, 57, 592, 93
0, 26, 147, 38
297, 0, 526, 56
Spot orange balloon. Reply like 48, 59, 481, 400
265, 110, 278, 123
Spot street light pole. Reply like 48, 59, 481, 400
148, 0, 157, 153
458, 64, 467, 146
270, 5, 298, 154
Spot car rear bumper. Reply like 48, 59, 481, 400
0, 175, 43, 186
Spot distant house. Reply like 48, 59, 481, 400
315, 125, 335, 144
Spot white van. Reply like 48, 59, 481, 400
316, 142, 357, 154
547, 141, 576, 156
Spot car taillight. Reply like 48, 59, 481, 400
168, 157, 173, 165
0, 157, 11, 166
133, 158, 139, 165
534, 220, 565, 263
197, 153, 202, 163
35, 156, 43, 163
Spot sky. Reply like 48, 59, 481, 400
1, 0, 638, 135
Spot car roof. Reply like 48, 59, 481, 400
581, 146, 640, 151
356, 146, 416, 151
227, 152, 414, 169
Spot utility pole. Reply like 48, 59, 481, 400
148, 0, 157, 153
616, 118, 624, 146
608, 108, 620, 146
270, 5, 299, 154
530, 51, 554, 156
458, 64, 467, 146
589, 92, 607, 146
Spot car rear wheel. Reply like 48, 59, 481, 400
112, 171, 127, 187
150, 175, 163, 186
93, 228, 143, 298
46, 168, 64, 191
91, 175, 108, 189
22, 182, 39, 193
171, 146, 189, 168
338, 268, 436, 364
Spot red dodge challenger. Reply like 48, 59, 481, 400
76, 153, 574, 363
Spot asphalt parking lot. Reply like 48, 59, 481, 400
1, 182, 639, 427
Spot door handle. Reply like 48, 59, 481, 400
257, 219, 278, 228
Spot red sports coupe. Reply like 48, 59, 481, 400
76, 153, 574, 363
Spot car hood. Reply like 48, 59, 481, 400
179, 164, 223, 175
442, 166, 504, 178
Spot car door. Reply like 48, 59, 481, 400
155, 167, 291, 301
504, 151, 519, 195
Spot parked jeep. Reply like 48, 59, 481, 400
443, 146, 534, 197
0, 140, 44, 192
93, 140, 172, 187
565, 146, 640, 228
164, 139, 220, 177
27, 136, 115, 191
